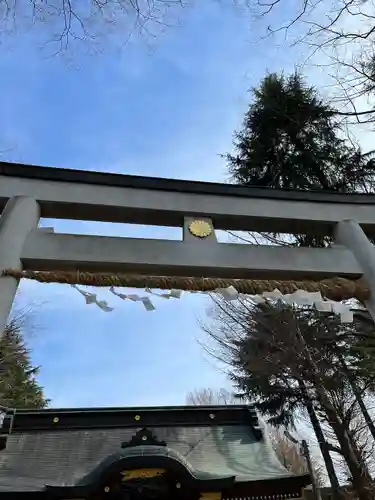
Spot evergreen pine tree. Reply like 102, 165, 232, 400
0, 319, 49, 409
227, 72, 375, 194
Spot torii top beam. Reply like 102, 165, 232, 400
1, 161, 375, 236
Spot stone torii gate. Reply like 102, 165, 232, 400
1, 161, 375, 332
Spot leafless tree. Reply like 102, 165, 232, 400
0, 0, 189, 52
200, 297, 375, 499
0, 0, 256, 53
246, 0, 375, 125
186, 387, 241, 405
315, 386, 375, 480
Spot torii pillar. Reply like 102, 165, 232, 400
0, 196, 40, 336
335, 220, 375, 320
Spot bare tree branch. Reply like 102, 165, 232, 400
0, 0, 188, 52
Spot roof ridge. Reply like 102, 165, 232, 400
1, 405, 260, 434
4, 404, 256, 414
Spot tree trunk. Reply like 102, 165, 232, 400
299, 382, 341, 498
324, 406, 373, 500
301, 440, 322, 500
306, 400, 340, 492
295, 330, 372, 500
338, 354, 375, 443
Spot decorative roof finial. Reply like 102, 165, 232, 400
121, 428, 167, 448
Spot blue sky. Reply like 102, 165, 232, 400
1, 2, 307, 408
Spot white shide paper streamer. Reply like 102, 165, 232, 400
70, 284, 353, 323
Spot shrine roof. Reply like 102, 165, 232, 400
0, 404, 310, 493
